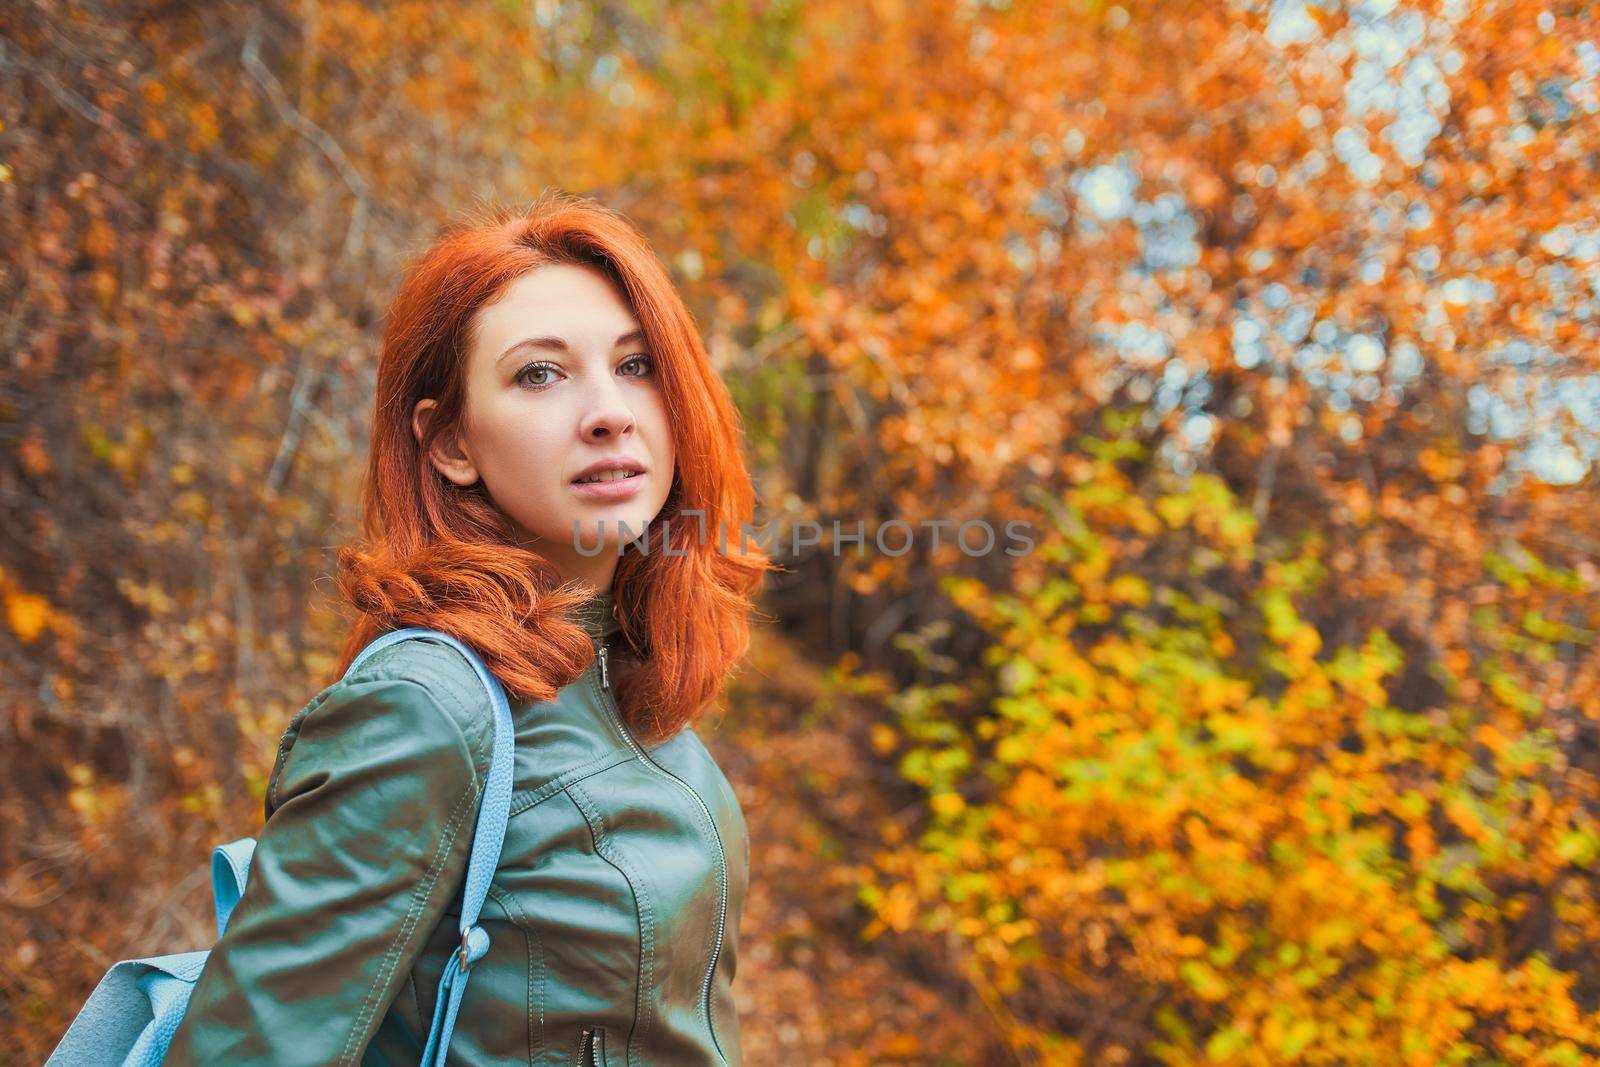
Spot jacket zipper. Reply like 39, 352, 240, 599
596, 641, 731, 1067
577, 1025, 605, 1067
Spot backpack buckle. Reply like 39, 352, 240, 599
458, 924, 489, 971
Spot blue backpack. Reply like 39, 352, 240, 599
45, 628, 516, 1066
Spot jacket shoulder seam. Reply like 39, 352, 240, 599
507, 748, 638, 818
348, 639, 495, 732
270, 668, 491, 814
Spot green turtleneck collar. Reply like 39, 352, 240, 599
572, 587, 623, 642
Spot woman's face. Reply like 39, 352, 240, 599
413, 263, 676, 592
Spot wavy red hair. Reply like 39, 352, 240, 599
332, 191, 773, 745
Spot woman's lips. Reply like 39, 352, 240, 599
571, 470, 646, 501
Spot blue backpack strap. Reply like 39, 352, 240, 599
211, 838, 256, 938
44, 950, 210, 1066
345, 626, 515, 1067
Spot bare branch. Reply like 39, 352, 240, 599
239, 13, 372, 261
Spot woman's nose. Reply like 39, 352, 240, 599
580, 381, 637, 440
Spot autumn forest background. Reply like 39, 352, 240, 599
4, 0, 1600, 1064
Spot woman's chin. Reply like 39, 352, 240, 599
564, 512, 658, 552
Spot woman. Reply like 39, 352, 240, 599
164, 192, 773, 1066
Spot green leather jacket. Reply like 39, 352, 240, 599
164, 590, 749, 1066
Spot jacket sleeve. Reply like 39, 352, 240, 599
164, 672, 491, 1067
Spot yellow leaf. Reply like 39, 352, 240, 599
5, 588, 52, 644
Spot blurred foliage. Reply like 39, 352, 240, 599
1, 0, 1597, 1062
858, 425, 1599, 1063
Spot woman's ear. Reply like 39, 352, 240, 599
412, 398, 480, 486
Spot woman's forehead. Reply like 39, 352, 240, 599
474, 266, 641, 358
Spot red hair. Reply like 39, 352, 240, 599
332, 191, 774, 745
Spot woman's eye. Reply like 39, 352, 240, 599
515, 361, 564, 388
620, 354, 653, 377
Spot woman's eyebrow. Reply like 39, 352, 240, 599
497, 329, 645, 363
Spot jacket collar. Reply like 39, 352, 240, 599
572, 588, 623, 642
